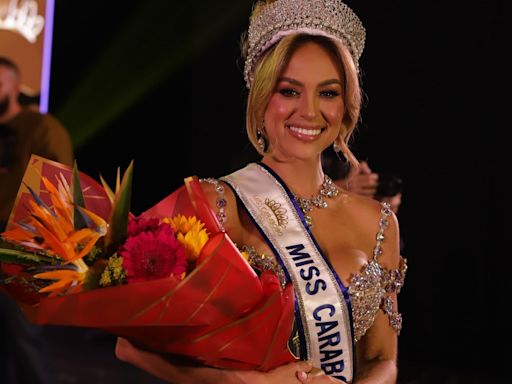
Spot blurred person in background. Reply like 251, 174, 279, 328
322, 148, 404, 253
374, 173, 403, 215
374, 173, 404, 254
0, 56, 73, 231
321, 147, 379, 198
0, 56, 73, 384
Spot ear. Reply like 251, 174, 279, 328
13, 79, 21, 95
9, 79, 21, 101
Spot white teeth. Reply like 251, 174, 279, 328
288, 126, 322, 136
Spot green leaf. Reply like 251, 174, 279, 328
116, 167, 121, 193
0, 247, 54, 265
99, 174, 115, 203
104, 161, 133, 253
72, 160, 88, 230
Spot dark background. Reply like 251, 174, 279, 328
15, 0, 512, 383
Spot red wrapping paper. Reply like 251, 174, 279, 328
6, 154, 112, 230
1, 156, 298, 370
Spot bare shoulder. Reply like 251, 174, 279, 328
199, 178, 244, 244
338, 191, 385, 228
340, 192, 400, 268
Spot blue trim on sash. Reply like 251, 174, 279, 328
223, 162, 357, 371
257, 163, 355, 341
222, 180, 308, 360
257, 163, 311, 232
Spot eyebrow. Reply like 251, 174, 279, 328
278, 77, 342, 87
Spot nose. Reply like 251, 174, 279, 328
298, 91, 318, 120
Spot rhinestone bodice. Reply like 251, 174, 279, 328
348, 254, 406, 342
206, 177, 406, 344
346, 202, 407, 341
242, 202, 406, 343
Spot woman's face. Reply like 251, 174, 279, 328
263, 41, 345, 162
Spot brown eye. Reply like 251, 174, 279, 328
279, 88, 299, 97
320, 90, 340, 98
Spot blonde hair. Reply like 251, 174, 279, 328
243, 32, 362, 167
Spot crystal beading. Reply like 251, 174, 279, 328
348, 202, 407, 341
291, 174, 339, 228
241, 245, 287, 289
244, 0, 366, 88
199, 178, 227, 232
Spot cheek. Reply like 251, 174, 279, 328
323, 102, 345, 124
265, 96, 294, 123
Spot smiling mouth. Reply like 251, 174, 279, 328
287, 125, 325, 139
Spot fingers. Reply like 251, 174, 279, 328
295, 363, 330, 383
296, 360, 313, 381
297, 370, 308, 382
295, 361, 313, 383
115, 337, 130, 360
359, 172, 379, 186
309, 367, 325, 377
268, 361, 314, 383
347, 172, 378, 197
358, 161, 372, 174
296, 360, 314, 371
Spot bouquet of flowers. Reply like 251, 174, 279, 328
0, 155, 296, 371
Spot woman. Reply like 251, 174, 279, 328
116, 1, 406, 383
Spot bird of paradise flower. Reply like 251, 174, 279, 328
0, 161, 133, 297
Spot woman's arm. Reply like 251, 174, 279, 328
354, 319, 398, 384
200, 179, 244, 243
115, 337, 321, 384
354, 209, 401, 384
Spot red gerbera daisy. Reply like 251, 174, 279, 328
121, 223, 187, 283
127, 217, 161, 237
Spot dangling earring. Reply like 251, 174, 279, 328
257, 128, 267, 152
333, 141, 343, 160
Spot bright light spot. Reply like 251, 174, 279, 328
0, 0, 45, 43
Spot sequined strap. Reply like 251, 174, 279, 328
199, 178, 227, 232
380, 255, 407, 335
372, 202, 393, 261
375, 202, 407, 335
382, 256, 407, 294
240, 245, 287, 290
373, 202, 407, 293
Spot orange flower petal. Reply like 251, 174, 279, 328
75, 234, 102, 261
31, 220, 73, 260
34, 270, 84, 280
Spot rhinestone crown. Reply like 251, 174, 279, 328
244, 0, 366, 88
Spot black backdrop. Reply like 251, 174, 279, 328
45, 1, 507, 382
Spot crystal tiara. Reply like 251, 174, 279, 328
244, 0, 366, 89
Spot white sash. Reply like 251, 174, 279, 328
222, 163, 354, 382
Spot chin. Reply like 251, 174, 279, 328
273, 148, 323, 163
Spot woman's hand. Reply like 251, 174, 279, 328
115, 337, 329, 384
258, 361, 314, 383
116, 337, 186, 382
338, 161, 379, 198
295, 365, 344, 383
251, 361, 341, 383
